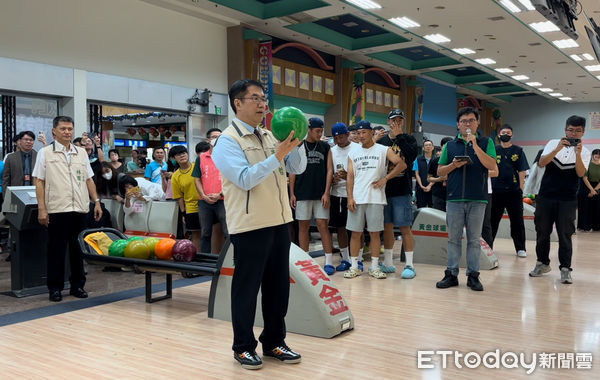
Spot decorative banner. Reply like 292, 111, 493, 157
350, 69, 366, 125
415, 87, 424, 133
590, 112, 600, 130
258, 40, 274, 129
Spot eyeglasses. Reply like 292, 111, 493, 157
238, 95, 268, 104
459, 118, 478, 125
565, 128, 584, 133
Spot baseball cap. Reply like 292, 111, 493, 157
331, 122, 349, 136
308, 117, 324, 128
355, 120, 372, 130
388, 109, 405, 119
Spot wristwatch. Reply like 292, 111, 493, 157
94, 199, 100, 203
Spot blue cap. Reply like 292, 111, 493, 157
355, 120, 372, 130
308, 117, 324, 128
331, 122, 348, 136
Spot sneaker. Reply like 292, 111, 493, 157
263, 344, 302, 364
368, 267, 387, 279
378, 263, 396, 273
517, 250, 527, 258
436, 269, 459, 289
234, 351, 263, 370
466, 272, 484, 291
357, 260, 364, 272
560, 268, 573, 284
344, 267, 362, 278
324, 264, 335, 275
401, 265, 416, 279
336, 260, 351, 271
529, 261, 551, 277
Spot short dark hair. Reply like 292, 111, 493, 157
152, 147, 165, 160
373, 126, 386, 131
108, 149, 119, 157
170, 145, 187, 157
195, 141, 211, 154
440, 137, 453, 147
566, 115, 585, 129
457, 107, 479, 122
73, 137, 82, 145
228, 79, 265, 114
499, 124, 513, 133
591, 148, 600, 156
19, 131, 35, 140
423, 139, 434, 146
118, 174, 138, 197
206, 128, 222, 139
53, 116, 74, 128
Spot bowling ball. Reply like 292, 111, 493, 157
155, 238, 176, 260
172, 239, 196, 262
124, 240, 151, 259
144, 237, 160, 256
108, 239, 128, 257
523, 197, 533, 205
128, 236, 144, 242
271, 106, 308, 142
529, 194, 535, 200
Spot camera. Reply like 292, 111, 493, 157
565, 138, 580, 146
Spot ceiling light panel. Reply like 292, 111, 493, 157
539, 88, 553, 92
529, 21, 560, 33
346, 0, 381, 9
526, 82, 542, 86
452, 48, 476, 55
475, 58, 496, 65
495, 68, 514, 73
585, 65, 600, 72
570, 54, 583, 61
512, 75, 530, 80
582, 53, 595, 61
424, 34, 451, 43
552, 39, 579, 49
389, 17, 420, 28
559, 97, 572, 101
550, 93, 563, 96
500, 0, 521, 13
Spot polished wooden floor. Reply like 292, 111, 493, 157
1, 232, 599, 379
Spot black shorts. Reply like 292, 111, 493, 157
329, 196, 348, 228
184, 212, 201, 231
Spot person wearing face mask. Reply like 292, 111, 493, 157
96, 162, 123, 203
489, 124, 529, 257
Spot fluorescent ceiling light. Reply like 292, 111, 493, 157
452, 48, 476, 55
570, 54, 583, 61
424, 34, 451, 43
495, 68, 514, 73
389, 17, 420, 28
500, 0, 521, 13
512, 75, 530, 80
552, 39, 579, 49
529, 21, 560, 33
539, 88, 553, 92
582, 53, 595, 61
346, 0, 381, 9
559, 97, 572, 101
549, 93, 563, 97
475, 58, 496, 65
585, 65, 600, 72
526, 82, 542, 87
518, 0, 535, 10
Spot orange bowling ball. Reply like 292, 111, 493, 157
523, 197, 533, 205
155, 238, 176, 260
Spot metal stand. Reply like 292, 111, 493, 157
145, 272, 172, 303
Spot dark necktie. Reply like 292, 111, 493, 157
254, 128, 262, 144
23, 153, 32, 186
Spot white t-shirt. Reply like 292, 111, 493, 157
331, 142, 359, 198
348, 143, 388, 205
541, 139, 591, 170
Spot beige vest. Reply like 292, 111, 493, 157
43, 143, 90, 214
220, 122, 292, 234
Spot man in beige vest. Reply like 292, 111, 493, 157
212, 79, 306, 370
33, 116, 102, 302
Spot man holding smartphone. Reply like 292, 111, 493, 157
529, 115, 591, 284
435, 107, 497, 291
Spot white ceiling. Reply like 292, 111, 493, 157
143, 0, 600, 103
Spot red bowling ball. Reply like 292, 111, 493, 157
172, 239, 196, 262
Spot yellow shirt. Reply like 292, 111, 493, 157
171, 163, 199, 214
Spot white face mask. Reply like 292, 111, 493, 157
209, 138, 217, 146
102, 172, 113, 180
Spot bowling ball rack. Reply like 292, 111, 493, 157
78, 228, 221, 303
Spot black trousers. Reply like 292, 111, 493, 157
432, 194, 446, 212
534, 196, 576, 270
577, 181, 600, 231
230, 223, 291, 353
47, 212, 86, 292
415, 188, 433, 208
481, 193, 493, 247
490, 191, 526, 252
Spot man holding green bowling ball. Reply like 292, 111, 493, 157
212, 79, 306, 370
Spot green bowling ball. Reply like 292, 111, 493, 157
271, 106, 308, 142
108, 239, 129, 257
144, 237, 160, 258
128, 236, 144, 242
124, 240, 151, 260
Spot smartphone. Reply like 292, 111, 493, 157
454, 155, 473, 164
565, 138, 580, 146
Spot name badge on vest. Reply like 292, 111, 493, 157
132, 202, 145, 214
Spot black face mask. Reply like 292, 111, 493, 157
499, 134, 512, 142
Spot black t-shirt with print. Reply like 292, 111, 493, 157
377, 134, 417, 198
294, 140, 330, 201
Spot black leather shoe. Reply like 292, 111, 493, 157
263, 344, 302, 364
69, 288, 88, 298
234, 351, 263, 370
436, 269, 459, 289
49, 291, 62, 302
467, 272, 484, 291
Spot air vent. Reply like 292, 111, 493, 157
476, 48, 485, 51
519, 55, 527, 57
528, 42, 542, 46
428, 24, 439, 28
488, 16, 505, 21
577, 75, 586, 78
556, 61, 568, 64
343, 22, 359, 27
